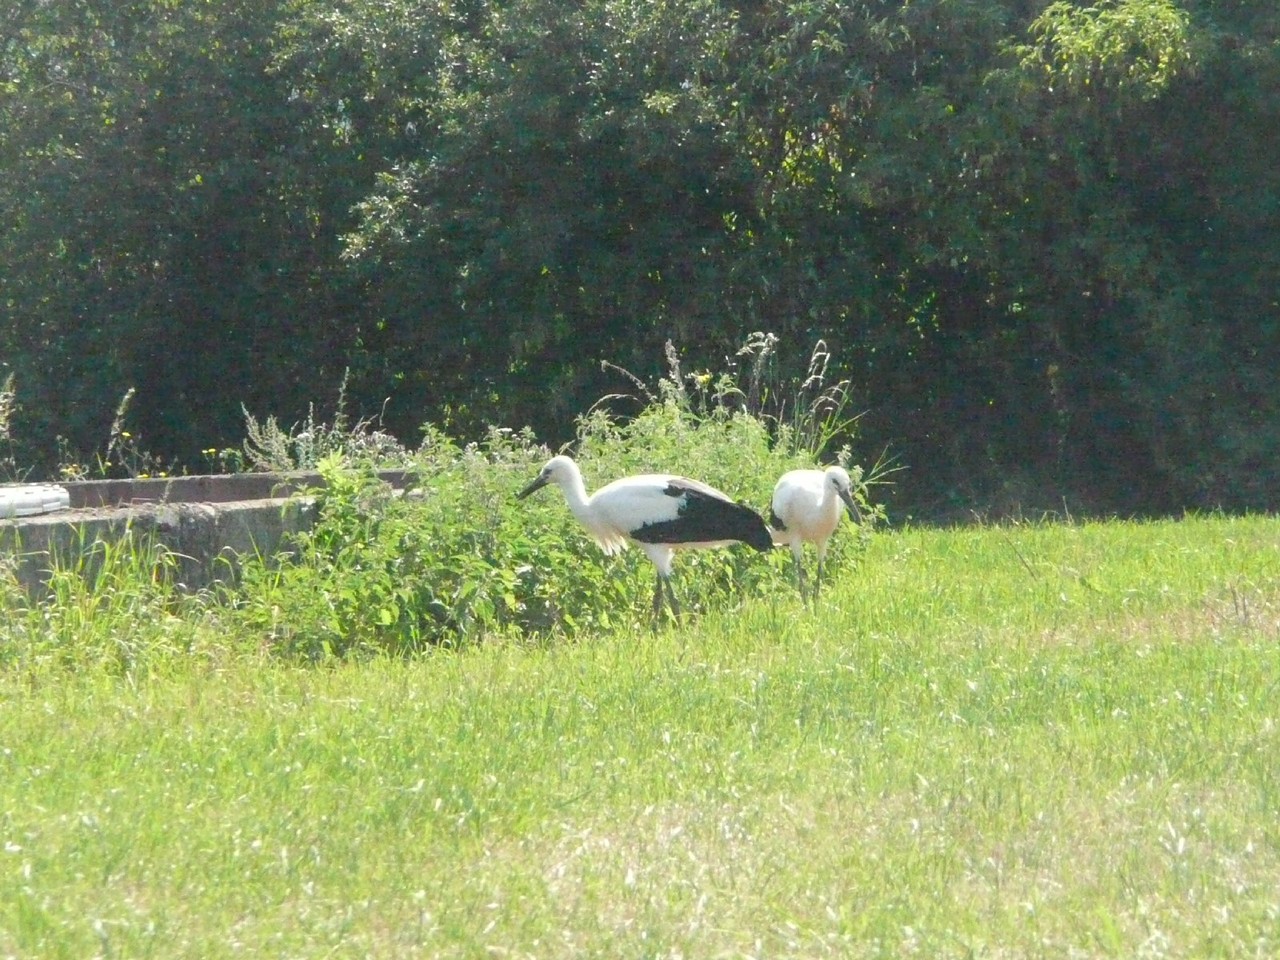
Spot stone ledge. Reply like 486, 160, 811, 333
58, 469, 415, 508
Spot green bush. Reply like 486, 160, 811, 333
225, 429, 629, 656
225, 364, 882, 658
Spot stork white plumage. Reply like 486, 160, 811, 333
517, 455, 773, 621
769, 465, 862, 600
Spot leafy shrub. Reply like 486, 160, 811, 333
227, 337, 885, 658
227, 429, 640, 657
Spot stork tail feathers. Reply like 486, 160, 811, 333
738, 506, 776, 551
633, 495, 772, 551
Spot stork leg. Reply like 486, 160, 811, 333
814, 545, 829, 603
791, 545, 808, 601
665, 575, 682, 623
651, 571, 682, 626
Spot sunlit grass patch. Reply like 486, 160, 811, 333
2, 514, 1279, 956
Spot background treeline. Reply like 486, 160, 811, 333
1, 0, 1277, 519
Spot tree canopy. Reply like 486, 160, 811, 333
2, 0, 1277, 517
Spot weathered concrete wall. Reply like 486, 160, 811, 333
1, 470, 412, 595
1, 498, 317, 594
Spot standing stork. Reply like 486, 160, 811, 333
769, 465, 863, 600
517, 455, 773, 622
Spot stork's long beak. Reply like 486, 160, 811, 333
838, 487, 863, 524
516, 473, 550, 500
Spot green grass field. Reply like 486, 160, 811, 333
2, 515, 1278, 958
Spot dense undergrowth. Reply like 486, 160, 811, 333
1, 343, 883, 667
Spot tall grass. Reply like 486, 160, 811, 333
0, 527, 233, 677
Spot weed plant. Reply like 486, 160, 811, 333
225, 432, 572, 658
226, 405, 876, 657
241, 369, 414, 472
55, 387, 182, 481
221, 339, 883, 657
0, 372, 19, 480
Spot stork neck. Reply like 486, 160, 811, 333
820, 480, 838, 509
557, 468, 592, 516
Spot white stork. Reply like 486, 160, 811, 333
769, 465, 863, 600
517, 454, 773, 622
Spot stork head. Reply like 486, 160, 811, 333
517, 454, 579, 500
826, 466, 863, 523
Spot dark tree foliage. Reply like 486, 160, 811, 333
0, 0, 372, 470
1, 0, 1277, 517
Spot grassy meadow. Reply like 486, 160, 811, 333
2, 512, 1279, 958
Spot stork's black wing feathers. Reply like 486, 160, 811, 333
632, 480, 773, 551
